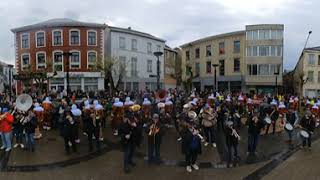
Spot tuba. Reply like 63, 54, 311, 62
155, 89, 167, 101
16, 94, 33, 112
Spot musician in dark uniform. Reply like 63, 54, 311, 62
83, 105, 100, 152
247, 109, 265, 154
119, 113, 141, 173
285, 108, 297, 144
181, 119, 202, 173
225, 120, 240, 168
146, 114, 163, 164
299, 111, 316, 150
265, 101, 279, 135
62, 111, 77, 154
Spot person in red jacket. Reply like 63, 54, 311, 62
0, 107, 14, 152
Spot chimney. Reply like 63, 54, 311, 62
128, 27, 131, 30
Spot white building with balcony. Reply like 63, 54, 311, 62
105, 26, 166, 91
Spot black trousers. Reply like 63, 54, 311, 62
203, 126, 215, 143
302, 133, 312, 147
185, 150, 198, 166
265, 121, 276, 134
148, 140, 161, 163
226, 142, 238, 166
87, 128, 100, 151
64, 135, 77, 153
123, 143, 135, 169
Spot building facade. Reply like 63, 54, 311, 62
164, 45, 177, 90
181, 31, 246, 92
293, 46, 320, 97
11, 18, 106, 93
105, 26, 165, 91
245, 24, 284, 94
180, 24, 284, 93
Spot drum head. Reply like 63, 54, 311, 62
285, 123, 293, 131
264, 117, 271, 124
300, 130, 309, 138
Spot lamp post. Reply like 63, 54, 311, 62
274, 71, 280, 95
63, 52, 72, 101
153, 51, 163, 90
212, 64, 219, 92
8, 64, 14, 102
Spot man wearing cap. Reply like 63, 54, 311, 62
0, 107, 14, 152
146, 114, 163, 164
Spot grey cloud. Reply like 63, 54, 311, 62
0, 0, 319, 70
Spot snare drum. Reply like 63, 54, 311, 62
300, 130, 309, 139
264, 116, 272, 124
284, 123, 293, 131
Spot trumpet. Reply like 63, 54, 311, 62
148, 123, 160, 136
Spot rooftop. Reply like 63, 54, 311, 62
180, 30, 245, 48
304, 46, 320, 51
11, 18, 107, 33
108, 26, 165, 42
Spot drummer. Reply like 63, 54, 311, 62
298, 110, 316, 150
265, 99, 279, 135
285, 107, 298, 144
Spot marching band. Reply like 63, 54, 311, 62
0, 90, 319, 173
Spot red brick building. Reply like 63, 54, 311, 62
11, 18, 107, 94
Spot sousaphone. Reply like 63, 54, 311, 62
16, 94, 33, 112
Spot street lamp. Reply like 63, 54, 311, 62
63, 52, 72, 101
212, 64, 219, 92
7, 64, 14, 101
153, 51, 163, 90
274, 71, 280, 95
304, 31, 312, 49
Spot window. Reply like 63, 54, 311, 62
53, 30, 62, 46
308, 71, 314, 82
271, 30, 277, 39
70, 51, 80, 69
308, 54, 315, 65
195, 63, 200, 76
318, 72, 320, 83
247, 47, 252, 56
234, 41, 240, 53
270, 64, 281, 75
219, 59, 225, 76
119, 56, 126, 75
147, 43, 152, 54
21, 33, 29, 49
87, 51, 97, 69
277, 30, 283, 39
195, 48, 200, 58
21, 54, 30, 70
270, 46, 276, 56
252, 30, 259, 40
259, 46, 269, 56
258, 64, 269, 75
206, 45, 211, 57
53, 51, 63, 72
206, 61, 211, 73
247, 64, 258, 75
131, 57, 138, 77
156, 45, 161, 52
87, 31, 97, 46
246, 31, 253, 40
36, 52, 46, 70
253, 46, 258, 56
259, 30, 270, 40
318, 55, 320, 65
219, 42, 225, 54
36, 31, 45, 47
186, 51, 190, 60
277, 46, 282, 56
234, 58, 240, 72
147, 60, 152, 72
131, 39, 137, 51
119, 37, 126, 49
70, 30, 80, 45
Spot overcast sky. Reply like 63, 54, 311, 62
0, 0, 318, 70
